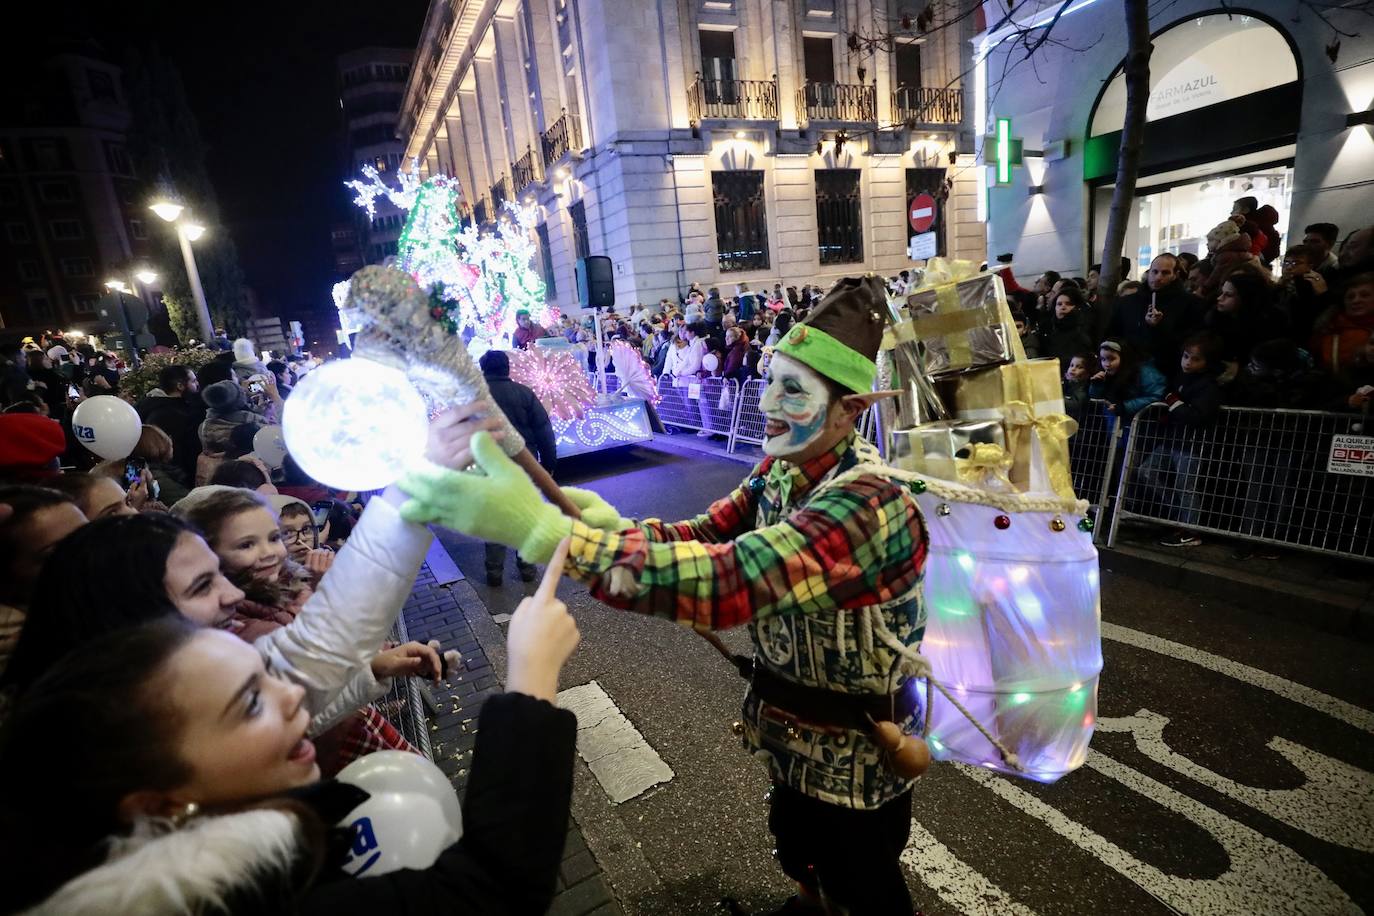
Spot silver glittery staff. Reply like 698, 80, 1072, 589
343, 265, 581, 519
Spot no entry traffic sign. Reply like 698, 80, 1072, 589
909, 193, 936, 234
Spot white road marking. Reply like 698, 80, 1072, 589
962, 753, 1360, 915
901, 821, 1042, 916
1098, 710, 1374, 853
1101, 622, 1374, 734
558, 680, 674, 804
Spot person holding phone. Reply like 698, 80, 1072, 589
1104, 253, 1206, 373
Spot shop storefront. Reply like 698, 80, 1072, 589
978, 3, 1373, 278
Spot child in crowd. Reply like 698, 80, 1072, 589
274, 495, 337, 585
174, 487, 418, 775
1062, 352, 1094, 419
1137, 333, 1223, 548
1088, 338, 1167, 421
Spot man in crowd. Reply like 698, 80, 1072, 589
398, 277, 931, 915
512, 310, 547, 350
1303, 222, 1340, 278
1106, 253, 1205, 372
138, 365, 205, 483
478, 349, 557, 587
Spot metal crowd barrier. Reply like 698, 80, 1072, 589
375, 612, 435, 760
1107, 404, 1372, 562
655, 375, 739, 436
1067, 400, 1122, 526
730, 378, 769, 453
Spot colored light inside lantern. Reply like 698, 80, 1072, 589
928, 736, 944, 752
1009, 565, 1029, 584
282, 358, 428, 491
955, 551, 975, 573
1010, 692, 1032, 705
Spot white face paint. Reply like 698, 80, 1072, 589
758, 353, 833, 458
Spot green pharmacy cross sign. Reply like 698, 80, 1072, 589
987, 117, 1024, 186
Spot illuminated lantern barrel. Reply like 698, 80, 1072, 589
913, 484, 1101, 783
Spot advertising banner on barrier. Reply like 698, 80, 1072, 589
1327, 434, 1374, 477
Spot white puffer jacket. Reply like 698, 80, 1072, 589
256, 492, 432, 732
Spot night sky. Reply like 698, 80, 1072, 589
19, 0, 430, 320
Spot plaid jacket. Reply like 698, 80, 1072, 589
566, 433, 929, 808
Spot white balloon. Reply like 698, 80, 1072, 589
281, 359, 427, 491
252, 424, 288, 469
337, 751, 462, 836
336, 752, 463, 877
71, 395, 142, 460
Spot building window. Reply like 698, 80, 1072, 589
87, 69, 118, 102
61, 257, 94, 278
38, 180, 72, 204
815, 169, 863, 264
29, 139, 66, 171
803, 36, 835, 84
699, 30, 737, 86
894, 41, 922, 93
17, 259, 41, 281
105, 142, 134, 176
535, 223, 557, 297
129, 218, 147, 240
49, 219, 83, 240
569, 200, 590, 261
712, 170, 770, 273
26, 292, 54, 322
6, 222, 31, 243
73, 294, 99, 314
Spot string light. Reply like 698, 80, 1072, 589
509, 347, 595, 420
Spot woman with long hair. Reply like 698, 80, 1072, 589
0, 561, 579, 914
1204, 270, 1284, 376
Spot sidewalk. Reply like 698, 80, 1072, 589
401, 543, 622, 916
1100, 521, 1374, 638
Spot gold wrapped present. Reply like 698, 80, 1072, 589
894, 259, 1014, 378
940, 360, 1079, 501
890, 418, 1008, 486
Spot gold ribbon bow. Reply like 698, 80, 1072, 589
1000, 399, 1079, 501
955, 442, 1015, 490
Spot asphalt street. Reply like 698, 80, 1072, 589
437, 441, 1374, 916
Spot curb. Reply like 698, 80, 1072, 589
1097, 543, 1374, 640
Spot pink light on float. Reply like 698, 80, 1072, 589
607, 340, 661, 406
509, 347, 596, 420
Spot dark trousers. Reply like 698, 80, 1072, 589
768, 783, 913, 915
484, 542, 535, 579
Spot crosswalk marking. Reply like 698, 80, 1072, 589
901, 822, 1042, 916
558, 680, 675, 804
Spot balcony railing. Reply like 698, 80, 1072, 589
490, 174, 511, 211
687, 74, 780, 123
796, 81, 877, 123
892, 85, 963, 126
513, 146, 543, 190
541, 110, 582, 169
472, 194, 491, 226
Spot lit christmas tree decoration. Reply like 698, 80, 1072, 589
343, 163, 558, 351
509, 347, 596, 421
282, 358, 428, 491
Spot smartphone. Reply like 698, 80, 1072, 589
310, 500, 333, 528
124, 457, 147, 489
248, 379, 266, 395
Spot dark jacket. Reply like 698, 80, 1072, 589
1275, 276, 1334, 346
704, 295, 725, 325
142, 393, 206, 481
1203, 305, 1286, 368
24, 692, 577, 916
1038, 309, 1095, 372
484, 371, 558, 473
1161, 371, 1222, 429
1105, 284, 1205, 373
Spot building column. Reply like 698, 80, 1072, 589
495, 17, 537, 166
458, 87, 493, 203
474, 57, 512, 198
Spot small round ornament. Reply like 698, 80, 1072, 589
994, 514, 1011, 530
908, 479, 927, 495
1078, 516, 1095, 533
1050, 515, 1067, 532
936, 503, 951, 517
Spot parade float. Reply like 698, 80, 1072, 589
335, 163, 652, 459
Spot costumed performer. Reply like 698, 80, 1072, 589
398, 277, 931, 915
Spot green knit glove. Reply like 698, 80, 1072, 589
398, 431, 572, 564
561, 487, 632, 532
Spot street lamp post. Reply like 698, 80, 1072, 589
150, 197, 214, 344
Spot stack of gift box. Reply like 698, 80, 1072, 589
876, 259, 1079, 503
